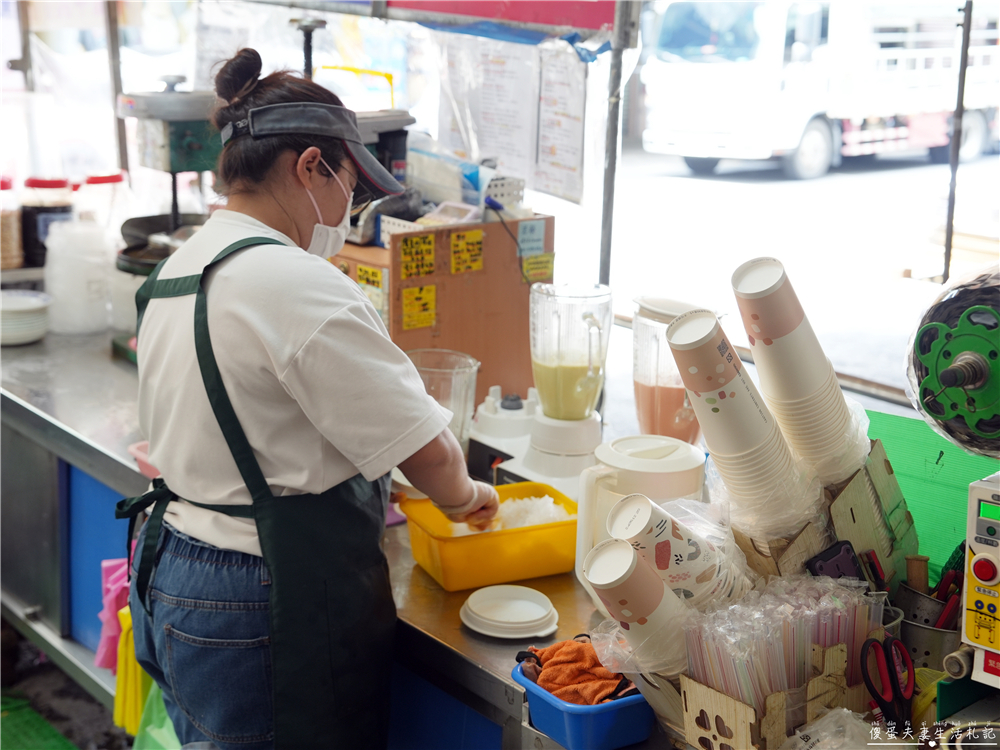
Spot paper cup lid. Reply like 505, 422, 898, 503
666, 309, 719, 350
583, 538, 637, 588
732, 257, 787, 299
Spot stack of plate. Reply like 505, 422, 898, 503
1, 290, 51, 346
460, 585, 559, 639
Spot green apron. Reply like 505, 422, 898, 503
117, 237, 396, 749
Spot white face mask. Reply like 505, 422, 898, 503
303, 157, 354, 260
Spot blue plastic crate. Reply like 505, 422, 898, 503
68, 468, 130, 653
511, 663, 655, 750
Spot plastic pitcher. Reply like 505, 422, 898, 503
632, 298, 701, 444
576, 435, 706, 613
530, 284, 612, 421
406, 349, 480, 455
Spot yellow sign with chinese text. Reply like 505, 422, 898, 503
450, 229, 484, 274
402, 285, 436, 330
400, 234, 434, 279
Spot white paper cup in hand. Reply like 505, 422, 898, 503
731, 258, 831, 401
666, 310, 775, 457
583, 538, 687, 646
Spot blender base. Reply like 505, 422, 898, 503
493, 412, 602, 501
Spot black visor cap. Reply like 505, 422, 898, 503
222, 102, 404, 199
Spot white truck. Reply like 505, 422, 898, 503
640, 1, 1000, 178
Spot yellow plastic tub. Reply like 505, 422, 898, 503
399, 482, 577, 592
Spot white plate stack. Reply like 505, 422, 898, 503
460, 585, 559, 639
1, 290, 51, 346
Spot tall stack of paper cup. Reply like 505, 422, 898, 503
731, 258, 869, 485
607, 494, 753, 610
665, 309, 820, 540
583, 538, 688, 674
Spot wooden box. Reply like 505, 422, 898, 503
334, 215, 555, 405
733, 440, 918, 594
680, 637, 880, 750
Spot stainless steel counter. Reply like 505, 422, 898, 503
1, 333, 679, 749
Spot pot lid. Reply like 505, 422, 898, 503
594, 435, 705, 475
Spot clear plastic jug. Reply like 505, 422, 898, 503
530, 284, 612, 421
632, 298, 702, 444
406, 349, 480, 456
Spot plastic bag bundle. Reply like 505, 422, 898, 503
661, 498, 757, 611
685, 576, 882, 715
777, 707, 874, 750
705, 455, 828, 544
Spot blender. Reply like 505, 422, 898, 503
632, 298, 702, 444
495, 284, 612, 500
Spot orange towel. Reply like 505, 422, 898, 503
528, 640, 627, 706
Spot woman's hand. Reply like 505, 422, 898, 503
443, 481, 499, 530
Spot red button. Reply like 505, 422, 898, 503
973, 557, 998, 582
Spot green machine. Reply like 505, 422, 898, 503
116, 75, 220, 232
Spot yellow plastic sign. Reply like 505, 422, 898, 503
522, 253, 555, 282
400, 234, 435, 279
450, 229, 484, 274
402, 285, 436, 330
357, 265, 383, 289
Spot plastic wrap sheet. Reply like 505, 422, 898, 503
905, 264, 999, 458
685, 576, 882, 716
777, 708, 873, 750
705, 454, 828, 544
591, 610, 694, 680
661, 497, 758, 611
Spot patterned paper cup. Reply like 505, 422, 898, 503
731, 258, 832, 402
607, 494, 726, 602
583, 538, 687, 646
666, 310, 775, 456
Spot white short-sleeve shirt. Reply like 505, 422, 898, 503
137, 210, 451, 556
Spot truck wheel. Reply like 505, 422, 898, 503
683, 157, 720, 175
929, 110, 988, 164
783, 118, 833, 179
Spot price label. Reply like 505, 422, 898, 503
450, 229, 484, 274
357, 265, 383, 289
400, 233, 435, 279
522, 253, 554, 282
402, 285, 436, 330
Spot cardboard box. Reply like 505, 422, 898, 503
335, 215, 555, 405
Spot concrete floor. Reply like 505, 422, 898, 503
2, 626, 130, 750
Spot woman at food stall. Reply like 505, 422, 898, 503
117, 48, 499, 750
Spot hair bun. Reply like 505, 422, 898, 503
215, 48, 263, 104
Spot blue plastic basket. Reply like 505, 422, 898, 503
511, 664, 655, 750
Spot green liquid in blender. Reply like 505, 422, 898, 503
532, 361, 603, 421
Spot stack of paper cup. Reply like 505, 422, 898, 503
607, 494, 752, 609
665, 310, 818, 540
731, 258, 867, 485
583, 538, 689, 655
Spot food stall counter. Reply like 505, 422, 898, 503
1, 332, 679, 749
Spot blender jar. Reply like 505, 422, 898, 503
406, 349, 480, 456
633, 298, 702, 444
530, 284, 612, 421
21, 177, 73, 267
1, 177, 21, 270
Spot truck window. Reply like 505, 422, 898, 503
785, 3, 830, 62
655, 2, 762, 62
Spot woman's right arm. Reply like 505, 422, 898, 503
398, 429, 499, 530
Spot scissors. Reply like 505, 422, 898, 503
861, 635, 914, 726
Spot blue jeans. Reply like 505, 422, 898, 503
130, 522, 274, 750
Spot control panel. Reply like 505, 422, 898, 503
963, 473, 1000, 655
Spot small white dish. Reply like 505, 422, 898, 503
2, 289, 52, 313
460, 585, 559, 639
